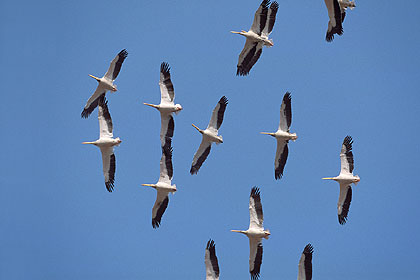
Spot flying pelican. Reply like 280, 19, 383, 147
324, 0, 343, 42
144, 62, 183, 147
232, 0, 279, 76
231, 187, 270, 280
323, 136, 360, 225
338, 0, 356, 22
261, 92, 297, 180
81, 49, 128, 118
205, 239, 220, 280
190, 96, 228, 175
82, 95, 121, 192
298, 244, 313, 280
142, 144, 176, 228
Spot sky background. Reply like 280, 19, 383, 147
1, 0, 420, 279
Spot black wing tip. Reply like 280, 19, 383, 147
270, 1, 279, 10
338, 215, 348, 225
303, 243, 314, 254
343, 135, 353, 146
160, 61, 171, 75
283, 91, 292, 101
274, 172, 283, 180
326, 27, 343, 42
261, 0, 270, 9
250, 272, 261, 280
250, 186, 261, 197
206, 239, 216, 250
118, 49, 128, 58
105, 181, 114, 192
219, 96, 228, 106
190, 166, 199, 175
236, 66, 250, 76
152, 219, 161, 228
81, 109, 90, 118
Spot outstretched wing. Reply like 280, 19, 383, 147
100, 147, 115, 192
159, 62, 175, 105
104, 49, 128, 81
249, 239, 263, 280
160, 113, 174, 146
237, 41, 264, 76
152, 190, 169, 228
98, 95, 113, 139
81, 88, 106, 119
205, 239, 220, 280
278, 92, 292, 132
207, 96, 228, 132
274, 139, 289, 180
340, 135, 354, 174
261, 1, 279, 37
159, 143, 173, 183
337, 184, 352, 225
298, 243, 313, 280
249, 187, 264, 230
324, 0, 343, 42
250, 0, 270, 35
190, 139, 212, 175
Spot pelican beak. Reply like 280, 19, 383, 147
82, 141, 95, 144
260, 132, 274, 136
230, 230, 241, 233
230, 31, 241, 34
89, 74, 101, 82
322, 177, 334, 180
141, 184, 154, 187
143, 103, 158, 109
192, 124, 201, 133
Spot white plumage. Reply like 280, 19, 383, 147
82, 95, 121, 192
323, 136, 360, 225
205, 239, 220, 280
190, 96, 228, 175
231, 187, 270, 280
81, 49, 128, 118
261, 92, 297, 179
232, 0, 279, 76
297, 244, 313, 280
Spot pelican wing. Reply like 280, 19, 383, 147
278, 92, 292, 132
100, 147, 115, 192
324, 0, 343, 42
160, 113, 174, 146
104, 49, 128, 81
98, 95, 113, 139
249, 187, 264, 230
340, 135, 354, 174
190, 140, 212, 175
205, 239, 220, 280
298, 244, 313, 280
249, 239, 263, 280
261, 1, 279, 37
337, 184, 352, 225
207, 96, 228, 132
250, 0, 270, 35
274, 139, 289, 180
159, 62, 175, 105
159, 144, 173, 183
237, 41, 264, 76
152, 190, 169, 228
81, 88, 106, 119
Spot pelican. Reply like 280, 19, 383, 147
338, 0, 356, 22
190, 96, 228, 175
324, 0, 343, 42
261, 92, 297, 180
323, 136, 360, 225
142, 144, 176, 228
205, 239, 220, 280
81, 49, 128, 118
231, 187, 270, 280
82, 95, 121, 192
232, 0, 279, 76
298, 244, 313, 280
144, 62, 183, 147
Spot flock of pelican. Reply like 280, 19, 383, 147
80, 0, 358, 278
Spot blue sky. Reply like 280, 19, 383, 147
1, 0, 420, 279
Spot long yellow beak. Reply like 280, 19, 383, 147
192, 124, 201, 132
230, 31, 241, 34
230, 230, 242, 233
141, 184, 154, 187
322, 177, 334, 180
89, 74, 100, 81
82, 141, 95, 144
260, 132, 273, 135
143, 103, 158, 108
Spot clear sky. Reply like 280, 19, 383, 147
1, 0, 419, 279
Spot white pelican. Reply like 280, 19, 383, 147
261, 92, 297, 180
142, 144, 176, 228
297, 244, 313, 280
338, 0, 356, 22
190, 96, 228, 175
81, 49, 128, 118
232, 0, 279, 76
231, 187, 270, 280
323, 136, 360, 225
144, 62, 182, 147
205, 239, 220, 280
82, 95, 121, 192
324, 0, 343, 42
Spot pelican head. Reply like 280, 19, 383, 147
353, 175, 361, 185
263, 229, 271, 239
111, 85, 117, 92
174, 104, 183, 115
192, 123, 203, 134
114, 137, 122, 146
